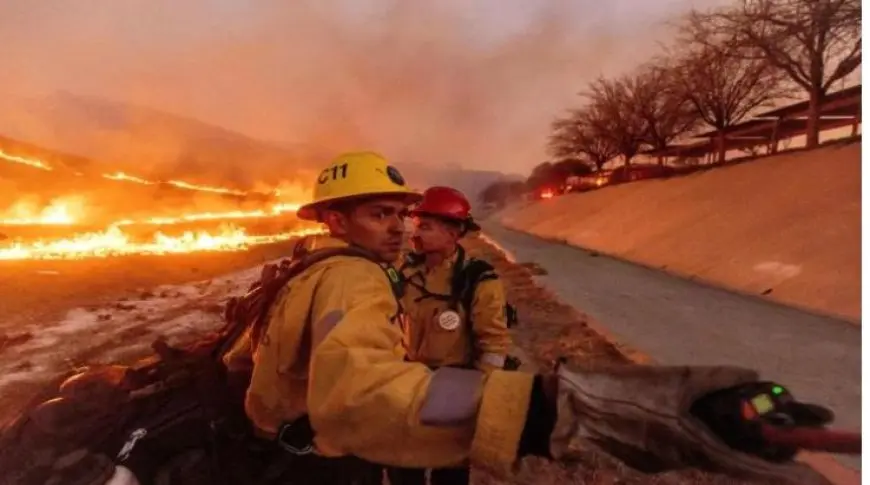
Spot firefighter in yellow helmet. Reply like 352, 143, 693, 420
387, 186, 512, 485
243, 151, 834, 485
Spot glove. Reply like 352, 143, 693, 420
547, 363, 833, 485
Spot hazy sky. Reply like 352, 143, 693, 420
0, 0, 730, 173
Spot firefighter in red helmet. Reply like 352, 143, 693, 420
412, 186, 482, 231
389, 186, 512, 485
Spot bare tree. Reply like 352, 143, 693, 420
628, 63, 700, 166
686, 0, 862, 147
548, 111, 617, 172
581, 77, 648, 166
669, 42, 787, 163
548, 116, 590, 168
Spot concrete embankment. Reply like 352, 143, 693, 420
497, 140, 861, 322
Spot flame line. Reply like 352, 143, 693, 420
0, 149, 53, 171
0, 225, 323, 260
166, 180, 248, 196
102, 172, 155, 185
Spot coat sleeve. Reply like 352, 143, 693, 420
470, 278, 513, 372
306, 258, 534, 471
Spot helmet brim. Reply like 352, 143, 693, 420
409, 210, 481, 232
297, 191, 423, 221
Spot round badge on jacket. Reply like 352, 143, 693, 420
437, 310, 461, 331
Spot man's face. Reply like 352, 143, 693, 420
325, 197, 409, 262
411, 215, 460, 254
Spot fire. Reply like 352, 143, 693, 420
102, 171, 250, 195
0, 197, 315, 260
102, 171, 155, 185
113, 203, 303, 227
166, 179, 248, 196
0, 148, 53, 171
0, 197, 84, 225
101, 170, 251, 196
0, 147, 258, 196
0, 224, 322, 260
2, 199, 304, 228
0, 148, 321, 260
540, 189, 554, 199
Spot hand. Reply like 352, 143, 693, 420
548, 364, 833, 485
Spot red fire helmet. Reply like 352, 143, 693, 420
411, 186, 481, 231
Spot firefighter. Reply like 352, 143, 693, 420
243, 151, 830, 485
387, 186, 509, 485
403, 186, 510, 371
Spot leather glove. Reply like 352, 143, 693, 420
548, 363, 833, 485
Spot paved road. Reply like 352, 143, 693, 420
483, 223, 862, 471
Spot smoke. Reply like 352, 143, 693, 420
0, 0, 724, 178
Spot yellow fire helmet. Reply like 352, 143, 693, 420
297, 151, 423, 221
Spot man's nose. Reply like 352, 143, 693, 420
387, 215, 405, 233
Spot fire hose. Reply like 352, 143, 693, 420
691, 381, 861, 459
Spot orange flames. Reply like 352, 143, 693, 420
0, 148, 53, 171
165, 179, 248, 196
102, 171, 155, 185
2, 146, 259, 198
0, 203, 75, 225
0, 197, 86, 225
114, 203, 302, 226
0, 224, 322, 260
1, 200, 303, 227
0, 199, 314, 260
0, 149, 318, 260
102, 171, 250, 196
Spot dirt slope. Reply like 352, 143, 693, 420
497, 141, 861, 321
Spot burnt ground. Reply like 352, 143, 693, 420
1, 235, 770, 484
0, 240, 300, 329
0, 241, 301, 423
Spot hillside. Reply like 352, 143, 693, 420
0, 92, 510, 200
0, 92, 317, 188
397, 163, 523, 208
496, 140, 861, 321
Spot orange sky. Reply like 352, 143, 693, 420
0, 0, 734, 173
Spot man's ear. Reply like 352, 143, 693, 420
322, 208, 350, 236
447, 221, 464, 240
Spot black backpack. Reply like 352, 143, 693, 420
0, 238, 397, 485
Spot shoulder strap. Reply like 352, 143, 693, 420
398, 252, 425, 273
448, 251, 500, 367
266, 244, 405, 316
452, 256, 498, 317
217, 245, 394, 359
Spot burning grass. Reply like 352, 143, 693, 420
0, 174, 315, 260
0, 146, 316, 260
0, 222, 320, 260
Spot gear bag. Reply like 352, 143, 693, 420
0, 237, 396, 485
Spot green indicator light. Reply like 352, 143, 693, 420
772, 385, 784, 395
